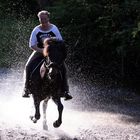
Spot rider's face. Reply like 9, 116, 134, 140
39, 14, 49, 26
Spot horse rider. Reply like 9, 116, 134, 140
22, 10, 72, 100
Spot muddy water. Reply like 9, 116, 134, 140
0, 68, 140, 140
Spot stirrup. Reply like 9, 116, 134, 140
64, 92, 73, 101
22, 93, 30, 98
22, 88, 30, 98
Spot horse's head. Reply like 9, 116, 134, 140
47, 40, 66, 64
43, 38, 66, 80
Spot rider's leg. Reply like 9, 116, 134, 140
22, 52, 35, 97
61, 62, 72, 100
22, 52, 44, 97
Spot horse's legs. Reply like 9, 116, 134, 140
30, 95, 41, 123
42, 97, 50, 130
52, 97, 63, 128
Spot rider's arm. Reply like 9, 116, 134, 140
29, 27, 43, 53
30, 45, 43, 54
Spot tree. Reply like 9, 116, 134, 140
0, 0, 40, 17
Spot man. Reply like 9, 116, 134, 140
22, 10, 72, 100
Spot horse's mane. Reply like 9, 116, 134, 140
46, 40, 67, 60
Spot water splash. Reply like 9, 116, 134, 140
0, 68, 140, 140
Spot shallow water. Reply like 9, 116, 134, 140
0, 68, 140, 140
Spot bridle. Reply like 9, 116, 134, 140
44, 57, 63, 80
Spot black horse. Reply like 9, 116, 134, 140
29, 40, 67, 129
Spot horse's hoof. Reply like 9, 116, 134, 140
30, 116, 37, 123
53, 120, 62, 128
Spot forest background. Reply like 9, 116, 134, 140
0, 0, 140, 93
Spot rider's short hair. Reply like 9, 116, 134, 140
37, 10, 50, 18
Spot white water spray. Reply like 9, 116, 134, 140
0, 68, 140, 140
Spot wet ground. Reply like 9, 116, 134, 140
0, 68, 140, 140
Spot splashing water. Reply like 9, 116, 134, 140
0, 68, 140, 140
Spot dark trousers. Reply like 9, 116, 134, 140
61, 62, 69, 92
24, 51, 44, 89
24, 51, 69, 92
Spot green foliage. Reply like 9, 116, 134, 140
50, 0, 140, 83
0, 0, 39, 17
1, 0, 140, 86
0, 16, 37, 67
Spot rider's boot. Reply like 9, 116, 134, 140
22, 77, 31, 98
22, 87, 30, 98
64, 91, 73, 101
